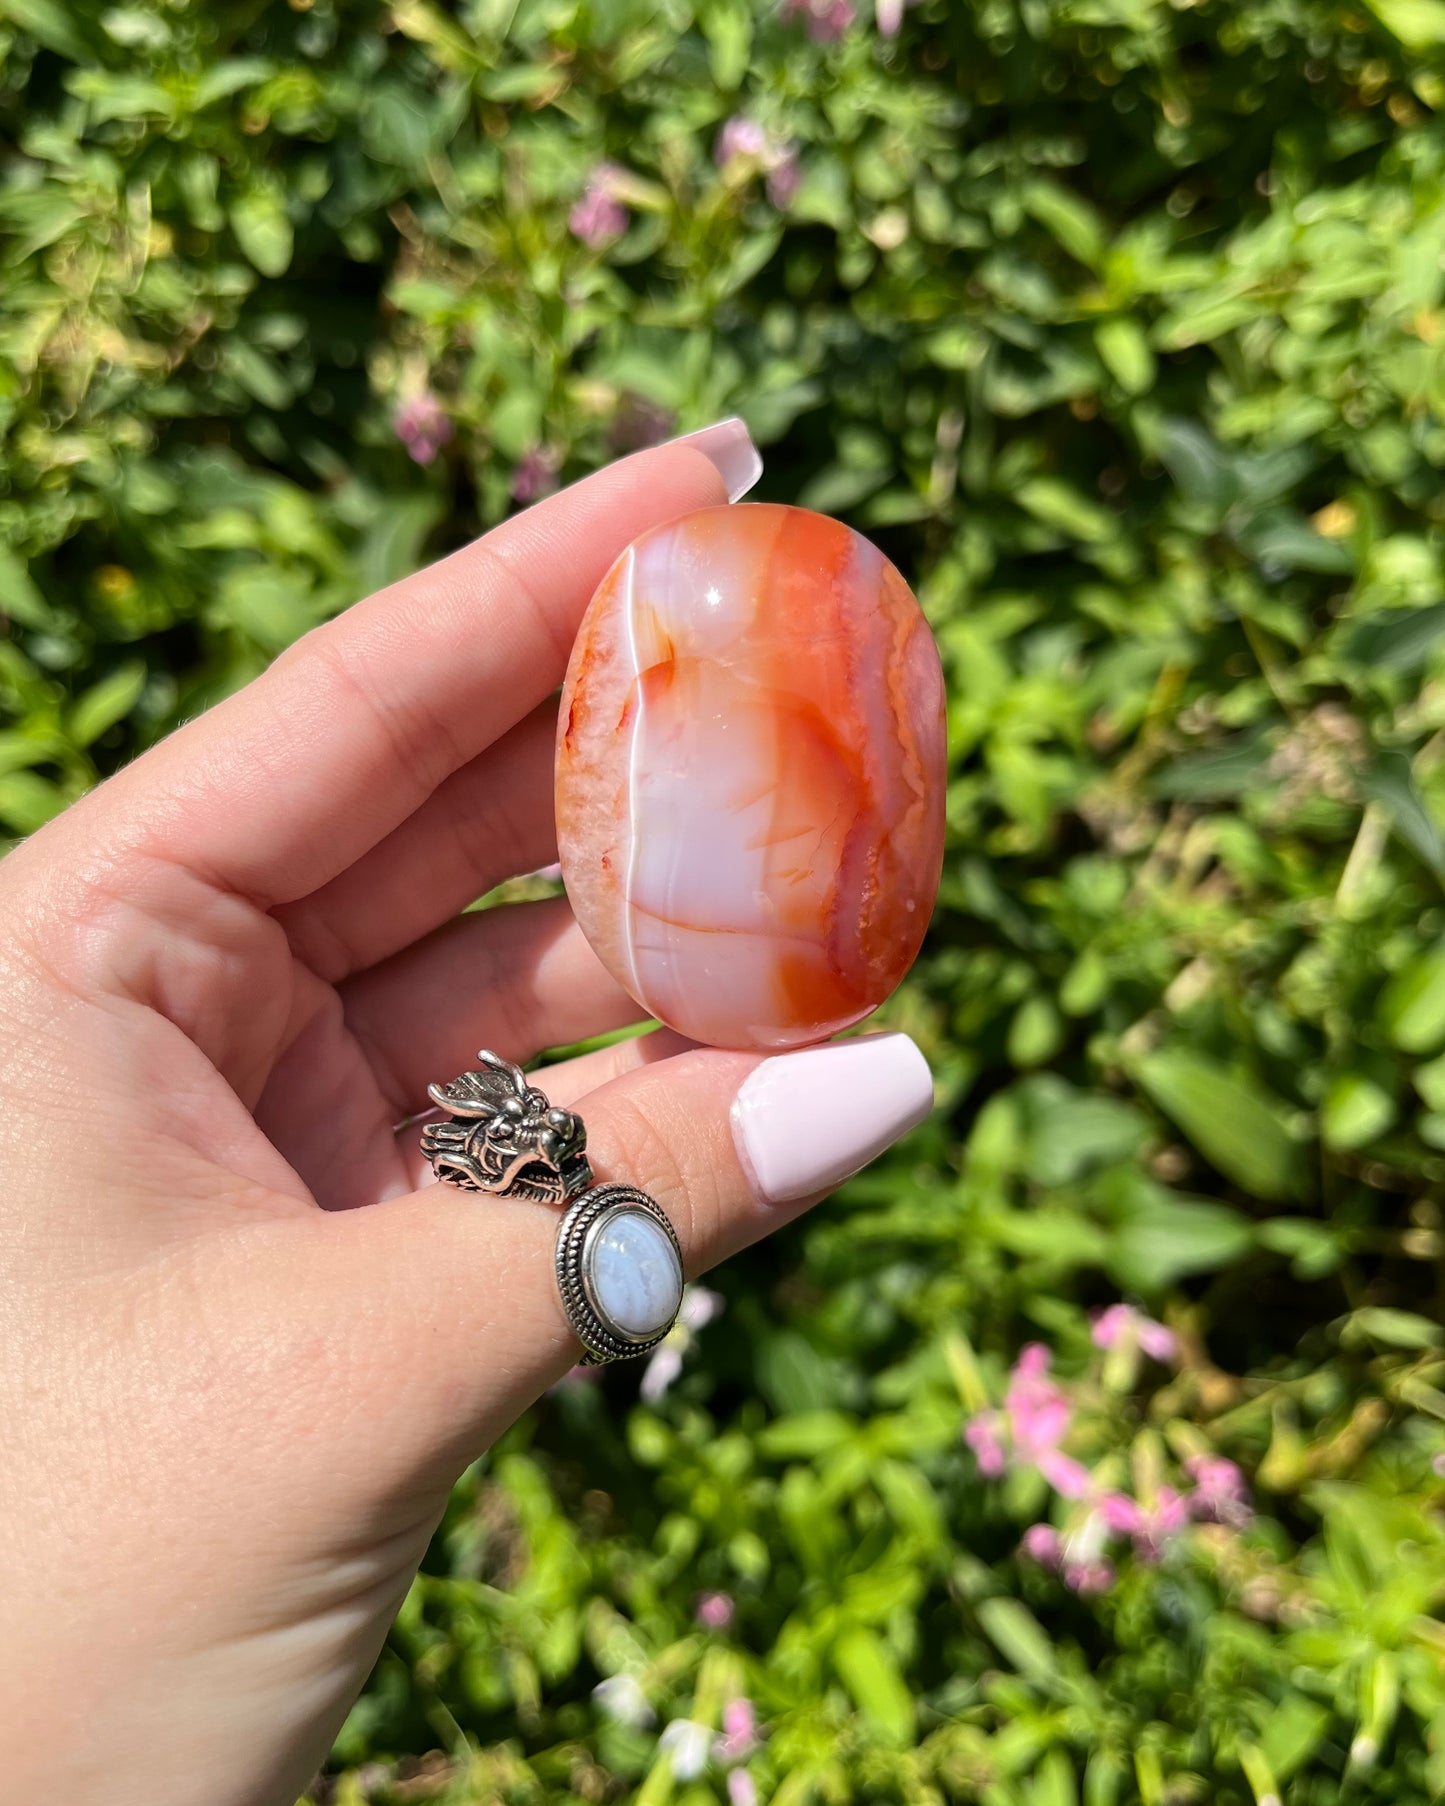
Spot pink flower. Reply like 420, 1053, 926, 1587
875, 0, 904, 31
1064, 1559, 1115, 1596
393, 391, 452, 466
714, 118, 803, 212
511, 446, 560, 504
570, 165, 629, 247
966, 1344, 1092, 1498
1092, 1303, 1178, 1364
728, 1773, 758, 1806
1098, 1490, 1143, 1535
780, 0, 854, 41
1005, 1345, 1072, 1463
1185, 1455, 1252, 1527
1021, 1523, 1063, 1568
1103, 1486, 1189, 1563
695, 1590, 735, 1630
766, 145, 802, 210
716, 1696, 759, 1764
715, 116, 769, 166
1036, 1449, 1092, 1499
964, 1413, 1007, 1477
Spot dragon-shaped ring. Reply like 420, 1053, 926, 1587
421, 1048, 593, 1205
421, 1051, 684, 1363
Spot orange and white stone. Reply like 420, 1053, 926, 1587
555, 504, 946, 1051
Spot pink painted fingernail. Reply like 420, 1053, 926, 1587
730, 1032, 934, 1206
661, 417, 763, 502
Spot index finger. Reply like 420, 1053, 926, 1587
61, 422, 757, 909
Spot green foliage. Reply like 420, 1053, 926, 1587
7, 0, 1445, 1801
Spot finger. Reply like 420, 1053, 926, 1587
53, 423, 756, 909
340, 897, 644, 1116
273, 699, 558, 982
541, 1026, 697, 1104
277, 1032, 935, 1494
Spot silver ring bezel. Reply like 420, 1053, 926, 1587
555, 1183, 683, 1364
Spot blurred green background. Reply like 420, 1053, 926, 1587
8, 0, 1445, 1799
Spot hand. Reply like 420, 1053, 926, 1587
0, 423, 933, 1806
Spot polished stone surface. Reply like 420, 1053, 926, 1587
586, 1209, 684, 1339
556, 503, 947, 1049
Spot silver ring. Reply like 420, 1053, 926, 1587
421, 1050, 684, 1363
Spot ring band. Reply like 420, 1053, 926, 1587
421, 1050, 684, 1363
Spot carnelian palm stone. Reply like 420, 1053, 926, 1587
555, 503, 946, 1051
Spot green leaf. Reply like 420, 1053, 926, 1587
1238, 512, 1354, 574
977, 1597, 1060, 1686
216, 567, 314, 651
223, 341, 293, 411
1155, 292, 1258, 350
755, 1330, 853, 1414
1021, 1080, 1147, 1186
1032, 1749, 1080, 1806
356, 494, 443, 595
66, 69, 175, 122
874, 1459, 947, 1549
193, 59, 274, 107
1155, 418, 1236, 514
1345, 1306, 1443, 1350
1346, 603, 1445, 673
1102, 1173, 1255, 1290
1095, 317, 1155, 396
0, 770, 66, 833
797, 463, 889, 515
1366, 749, 1445, 874
1008, 994, 1064, 1067
1365, 0, 1445, 47
1413, 1049, 1445, 1111
230, 185, 294, 279
703, 0, 752, 88
1321, 1073, 1397, 1150
1152, 735, 1271, 800
1380, 941, 1445, 1053
1237, 1745, 1282, 1806
0, 727, 63, 776
69, 661, 145, 747
832, 1627, 914, 1744
1132, 1047, 1305, 1202
361, 86, 436, 169
718, 227, 783, 297
1258, 1218, 1346, 1280
0, 0, 87, 58
1016, 477, 1116, 544
0, 547, 54, 630
755, 1411, 856, 1459
1084, 1752, 1127, 1806
1024, 179, 1106, 269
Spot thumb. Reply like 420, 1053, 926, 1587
273, 1033, 933, 1502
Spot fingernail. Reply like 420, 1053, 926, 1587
731, 1032, 934, 1206
663, 417, 763, 502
